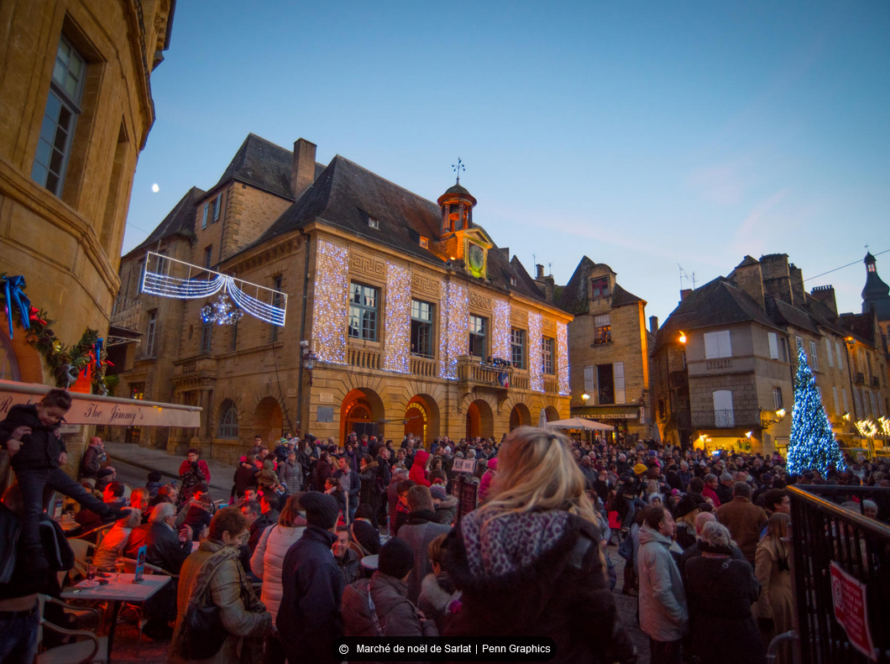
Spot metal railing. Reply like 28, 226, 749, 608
789, 485, 890, 663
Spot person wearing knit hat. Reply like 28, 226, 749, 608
341, 538, 439, 638
277, 491, 344, 664
633, 463, 648, 476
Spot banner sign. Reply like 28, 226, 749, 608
0, 379, 201, 428
452, 458, 477, 474
830, 561, 876, 662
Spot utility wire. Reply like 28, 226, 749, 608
807, 248, 889, 282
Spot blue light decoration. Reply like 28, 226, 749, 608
439, 281, 468, 380
787, 341, 845, 476
141, 252, 286, 326
201, 293, 244, 326
528, 311, 544, 392
313, 240, 349, 365
383, 262, 412, 373
2, 275, 31, 339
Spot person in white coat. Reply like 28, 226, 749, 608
250, 493, 306, 664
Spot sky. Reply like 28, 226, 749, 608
122, 1, 890, 324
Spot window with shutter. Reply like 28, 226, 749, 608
842, 388, 849, 414
780, 337, 789, 362
704, 330, 732, 359
583, 365, 595, 396
835, 342, 843, 370
773, 387, 783, 410
768, 333, 779, 359
809, 341, 819, 371
713, 390, 734, 427
213, 195, 221, 222
613, 362, 625, 404
825, 338, 834, 367
833, 387, 840, 415
202, 202, 209, 229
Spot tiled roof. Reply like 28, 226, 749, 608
125, 186, 205, 258
556, 257, 643, 314
246, 155, 553, 305
766, 297, 821, 335
212, 133, 325, 200
654, 277, 782, 352
611, 284, 645, 308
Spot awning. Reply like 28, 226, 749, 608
0, 379, 201, 428
572, 405, 642, 420
547, 418, 615, 432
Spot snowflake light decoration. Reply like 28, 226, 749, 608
201, 293, 244, 326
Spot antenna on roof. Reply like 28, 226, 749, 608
691, 272, 696, 290
678, 264, 689, 291
452, 158, 465, 185
548, 262, 552, 276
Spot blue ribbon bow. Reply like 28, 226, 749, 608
3, 276, 31, 339
95, 338, 103, 371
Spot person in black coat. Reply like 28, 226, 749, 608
276, 493, 343, 664
232, 455, 258, 499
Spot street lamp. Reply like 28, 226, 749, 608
300, 341, 317, 385
678, 331, 687, 344
582, 393, 590, 403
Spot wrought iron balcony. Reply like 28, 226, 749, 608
854, 372, 865, 386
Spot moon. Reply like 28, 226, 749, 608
152, 183, 160, 193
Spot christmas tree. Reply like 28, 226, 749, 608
787, 341, 845, 476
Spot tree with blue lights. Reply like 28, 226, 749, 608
787, 342, 845, 476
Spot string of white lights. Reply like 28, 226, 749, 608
227, 278, 286, 326
142, 272, 226, 299
314, 239, 349, 364
528, 311, 543, 392
384, 262, 412, 373
557, 321, 570, 395
439, 281, 468, 380
492, 299, 511, 360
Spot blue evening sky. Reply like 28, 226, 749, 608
122, 1, 890, 324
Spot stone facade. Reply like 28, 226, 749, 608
0, 0, 174, 471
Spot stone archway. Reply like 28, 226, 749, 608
509, 402, 531, 431
466, 399, 494, 440
254, 397, 283, 443
545, 405, 560, 422
341, 388, 386, 443
404, 394, 440, 446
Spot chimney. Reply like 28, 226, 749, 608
729, 257, 765, 310
536, 264, 545, 279
811, 285, 838, 317
760, 254, 794, 304
650, 316, 659, 334
680, 288, 692, 301
291, 138, 317, 201
789, 264, 805, 303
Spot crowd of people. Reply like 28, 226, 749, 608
1, 388, 889, 663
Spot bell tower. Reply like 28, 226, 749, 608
431, 163, 493, 279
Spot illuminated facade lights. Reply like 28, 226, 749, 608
557, 321, 570, 395
439, 281, 468, 380
492, 299, 511, 360
528, 311, 543, 392
383, 262, 412, 373
314, 240, 349, 364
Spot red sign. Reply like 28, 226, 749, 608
830, 561, 876, 662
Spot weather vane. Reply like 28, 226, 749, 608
452, 158, 465, 185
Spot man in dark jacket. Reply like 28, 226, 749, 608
334, 455, 360, 523
398, 485, 450, 603
277, 492, 343, 664
79, 437, 105, 480
248, 493, 279, 553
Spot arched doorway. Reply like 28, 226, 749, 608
509, 403, 531, 431
545, 405, 560, 422
340, 388, 385, 443
255, 397, 283, 443
466, 399, 494, 439
404, 394, 440, 446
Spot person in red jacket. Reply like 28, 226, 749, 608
409, 450, 431, 487
702, 474, 722, 508
178, 448, 211, 505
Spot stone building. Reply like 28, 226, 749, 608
0, 0, 175, 468
552, 257, 651, 439
111, 136, 572, 462
652, 253, 890, 456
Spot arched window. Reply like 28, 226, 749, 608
218, 400, 239, 439
0, 331, 20, 381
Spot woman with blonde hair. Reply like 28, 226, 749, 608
442, 426, 635, 664
754, 512, 794, 636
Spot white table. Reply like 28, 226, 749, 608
62, 574, 170, 663
57, 519, 82, 534
360, 554, 378, 571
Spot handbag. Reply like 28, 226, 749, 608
182, 604, 226, 660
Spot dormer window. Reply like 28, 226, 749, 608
510, 277, 517, 286
419, 236, 429, 249
368, 217, 379, 230
591, 277, 610, 299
